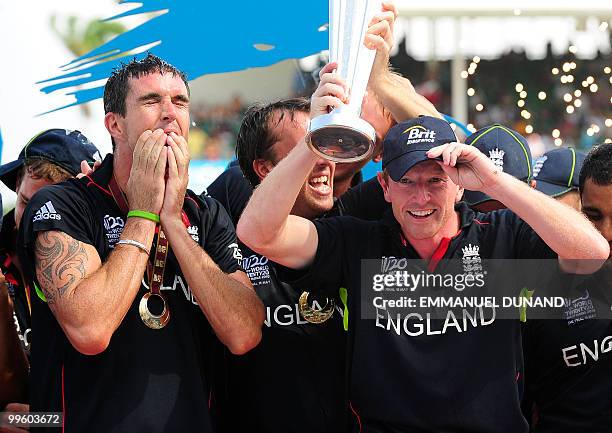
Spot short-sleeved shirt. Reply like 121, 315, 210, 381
18, 154, 243, 433
523, 264, 612, 432
292, 203, 555, 433
207, 167, 347, 433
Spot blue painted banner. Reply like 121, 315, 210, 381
39, 0, 329, 112
362, 160, 381, 181
443, 114, 471, 137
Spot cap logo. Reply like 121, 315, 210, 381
402, 125, 436, 144
488, 148, 505, 171
533, 155, 547, 177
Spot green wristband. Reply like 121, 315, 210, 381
127, 210, 160, 223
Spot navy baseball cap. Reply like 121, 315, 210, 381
533, 147, 585, 197
463, 124, 533, 206
382, 116, 457, 181
0, 129, 101, 191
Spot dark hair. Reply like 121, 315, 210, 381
236, 97, 310, 187
579, 143, 612, 192
15, 158, 72, 190
103, 53, 189, 116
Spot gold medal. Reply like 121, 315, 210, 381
139, 292, 170, 329
137, 229, 171, 330
108, 175, 172, 330
298, 291, 335, 324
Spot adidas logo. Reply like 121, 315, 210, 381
33, 201, 61, 222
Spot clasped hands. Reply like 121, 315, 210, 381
126, 129, 190, 226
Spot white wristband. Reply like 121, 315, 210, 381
116, 239, 150, 255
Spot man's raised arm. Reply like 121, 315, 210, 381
366, 0, 442, 121
237, 140, 320, 270
485, 174, 609, 273
428, 143, 610, 272
237, 61, 355, 269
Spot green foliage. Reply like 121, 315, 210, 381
50, 15, 126, 57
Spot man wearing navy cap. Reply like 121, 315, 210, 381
237, 64, 609, 432
533, 147, 586, 211
0, 128, 100, 419
0, 129, 102, 229
463, 124, 535, 212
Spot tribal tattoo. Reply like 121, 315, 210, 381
34, 232, 88, 305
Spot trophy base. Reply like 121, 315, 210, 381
306, 112, 376, 163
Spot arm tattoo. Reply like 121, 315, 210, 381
35, 232, 88, 305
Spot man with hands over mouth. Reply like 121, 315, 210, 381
237, 61, 608, 432
17, 54, 264, 433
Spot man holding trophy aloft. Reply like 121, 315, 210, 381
238, 3, 609, 433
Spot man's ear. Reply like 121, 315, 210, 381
529, 179, 537, 189
377, 171, 392, 203
455, 186, 464, 203
104, 112, 124, 140
253, 159, 275, 182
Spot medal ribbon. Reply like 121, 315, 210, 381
108, 175, 168, 297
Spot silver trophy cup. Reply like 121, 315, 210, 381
306, 0, 382, 163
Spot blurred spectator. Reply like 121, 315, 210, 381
386, 42, 610, 151
189, 95, 246, 160
191, 46, 609, 163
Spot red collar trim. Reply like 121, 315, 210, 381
85, 175, 112, 197
400, 228, 463, 272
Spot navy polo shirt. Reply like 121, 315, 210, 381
292, 203, 555, 432
18, 155, 243, 433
